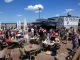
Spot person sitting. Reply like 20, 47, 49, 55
30, 35, 35, 40
55, 33, 60, 43
6, 36, 12, 48
19, 36, 25, 48
6, 37, 12, 44
50, 32, 56, 41
42, 39, 47, 44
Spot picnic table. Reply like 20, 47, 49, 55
24, 44, 41, 51
42, 39, 61, 52
19, 44, 41, 60
42, 40, 55, 46
11, 39, 19, 43
6, 39, 20, 48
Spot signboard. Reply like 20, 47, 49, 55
64, 17, 79, 26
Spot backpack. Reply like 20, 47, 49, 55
78, 35, 80, 39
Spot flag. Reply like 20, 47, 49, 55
0, 22, 1, 30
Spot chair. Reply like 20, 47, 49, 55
2, 42, 8, 48
0, 42, 2, 50
19, 49, 26, 60
29, 50, 36, 60
36, 49, 41, 54
24, 50, 30, 59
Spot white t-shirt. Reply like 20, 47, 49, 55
24, 34, 29, 39
31, 28, 34, 33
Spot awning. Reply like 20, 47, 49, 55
43, 23, 56, 26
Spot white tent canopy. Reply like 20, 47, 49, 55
0, 22, 1, 30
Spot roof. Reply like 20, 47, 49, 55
59, 16, 79, 18
49, 16, 80, 19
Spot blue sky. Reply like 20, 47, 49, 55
0, 0, 80, 23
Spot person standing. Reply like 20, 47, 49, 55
65, 29, 69, 44
60, 28, 65, 42
78, 32, 80, 47
31, 27, 34, 35
72, 34, 78, 53
39, 27, 44, 40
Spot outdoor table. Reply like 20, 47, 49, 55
47, 42, 55, 45
11, 39, 19, 45
11, 39, 19, 43
42, 40, 56, 51
24, 44, 41, 51
42, 40, 55, 46
30, 37, 36, 40
23, 44, 41, 60
11, 39, 20, 48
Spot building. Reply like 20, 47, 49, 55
56, 12, 80, 28
32, 12, 80, 28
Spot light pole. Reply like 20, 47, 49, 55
38, 7, 41, 20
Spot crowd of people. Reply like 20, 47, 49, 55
0, 25, 80, 59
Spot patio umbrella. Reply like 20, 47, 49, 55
17, 21, 19, 29
24, 18, 27, 31
19, 20, 21, 30
0, 22, 1, 30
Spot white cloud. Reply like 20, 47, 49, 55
78, 3, 80, 5
35, 10, 42, 13
55, 14, 60, 17
4, 0, 13, 3
62, 9, 74, 13
17, 15, 22, 17
66, 9, 74, 12
24, 4, 44, 13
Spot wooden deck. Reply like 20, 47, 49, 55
11, 48, 55, 60
35, 52, 55, 60
0, 41, 72, 60
10, 46, 55, 60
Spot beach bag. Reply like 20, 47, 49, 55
50, 51, 56, 56
78, 36, 80, 39
45, 51, 50, 55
